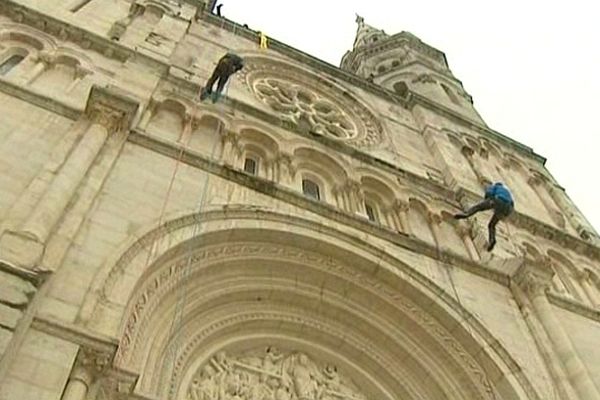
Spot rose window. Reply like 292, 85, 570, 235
254, 78, 357, 140
240, 59, 384, 147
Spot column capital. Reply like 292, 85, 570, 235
85, 85, 139, 133
512, 258, 555, 298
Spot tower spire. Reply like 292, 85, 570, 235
352, 15, 387, 50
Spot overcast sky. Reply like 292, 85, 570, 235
218, 0, 600, 232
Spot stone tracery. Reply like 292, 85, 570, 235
240, 58, 384, 147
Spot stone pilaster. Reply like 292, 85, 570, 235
528, 172, 567, 229
512, 259, 600, 400
220, 130, 241, 167
273, 152, 295, 187
456, 223, 480, 261
19, 50, 54, 86
0, 86, 138, 271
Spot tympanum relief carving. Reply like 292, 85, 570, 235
186, 347, 367, 400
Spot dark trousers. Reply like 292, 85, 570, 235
202, 62, 232, 96
463, 197, 513, 246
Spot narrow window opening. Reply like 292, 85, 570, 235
243, 157, 258, 175
0, 54, 25, 75
441, 83, 460, 105
302, 179, 320, 201
365, 201, 378, 222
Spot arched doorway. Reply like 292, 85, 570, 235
81, 208, 539, 400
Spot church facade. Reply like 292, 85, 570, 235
0, 1, 599, 399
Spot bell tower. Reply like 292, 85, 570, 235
341, 15, 485, 123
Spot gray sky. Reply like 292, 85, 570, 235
219, 0, 600, 232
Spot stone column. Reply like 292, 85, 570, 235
513, 261, 600, 400
108, 3, 144, 41
528, 172, 567, 228
391, 200, 410, 234
139, 100, 158, 130
62, 346, 113, 400
21, 51, 54, 86
273, 152, 295, 187
546, 183, 599, 243
0, 86, 138, 270
461, 146, 488, 186
428, 213, 443, 249
178, 113, 194, 145
457, 224, 480, 261
578, 270, 600, 308
62, 366, 93, 400
332, 185, 345, 210
65, 66, 90, 94
220, 130, 240, 167
346, 180, 364, 215
382, 206, 400, 230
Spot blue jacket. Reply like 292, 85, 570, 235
485, 183, 514, 205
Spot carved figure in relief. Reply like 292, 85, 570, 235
454, 182, 515, 251
186, 348, 367, 400
288, 353, 319, 400
200, 53, 245, 103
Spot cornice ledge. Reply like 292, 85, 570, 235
0, 0, 166, 71
129, 129, 510, 287
0, 76, 82, 120
197, 13, 411, 108
409, 94, 546, 164
31, 315, 118, 352
85, 85, 140, 132
345, 34, 450, 72
0, 259, 47, 286
547, 293, 600, 323
164, 74, 454, 201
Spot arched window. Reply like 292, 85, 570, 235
441, 83, 460, 105
0, 54, 25, 76
302, 179, 321, 201
364, 200, 378, 222
243, 156, 258, 175
391, 60, 400, 68
377, 65, 386, 74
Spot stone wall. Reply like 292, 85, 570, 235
0, 0, 599, 399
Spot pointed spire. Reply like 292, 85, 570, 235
352, 14, 388, 50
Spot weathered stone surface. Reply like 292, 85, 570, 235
0, 303, 23, 330
0, 327, 13, 355
0, 3, 599, 400
0, 271, 35, 307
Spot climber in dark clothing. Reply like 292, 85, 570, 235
454, 182, 514, 251
200, 53, 244, 103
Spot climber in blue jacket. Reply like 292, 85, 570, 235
454, 182, 514, 251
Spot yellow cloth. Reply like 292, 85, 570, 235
258, 32, 268, 49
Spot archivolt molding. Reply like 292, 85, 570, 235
0, 22, 58, 51
238, 57, 385, 148
80, 208, 542, 400
118, 242, 492, 400
167, 309, 412, 400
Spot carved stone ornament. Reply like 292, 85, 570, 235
186, 348, 367, 400
240, 58, 384, 147
85, 85, 139, 133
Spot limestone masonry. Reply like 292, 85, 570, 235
0, 1, 599, 399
